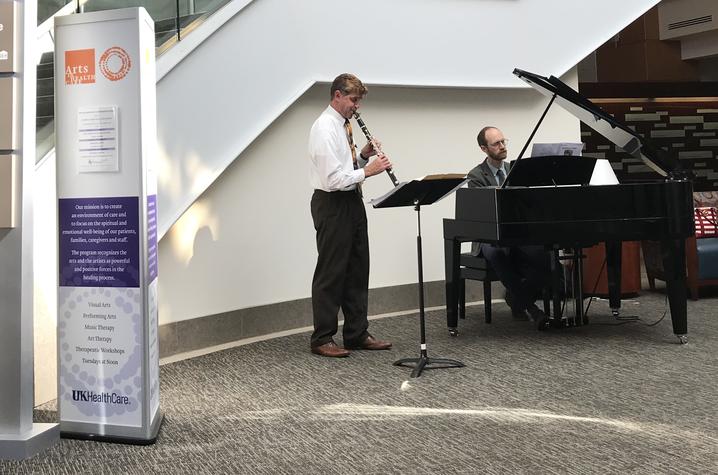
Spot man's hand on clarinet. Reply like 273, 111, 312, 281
364, 154, 392, 178
360, 140, 382, 159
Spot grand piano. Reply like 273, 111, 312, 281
443, 69, 694, 343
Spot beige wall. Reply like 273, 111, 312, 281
157, 69, 582, 326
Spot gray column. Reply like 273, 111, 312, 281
0, 0, 58, 460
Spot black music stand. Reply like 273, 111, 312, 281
371, 175, 466, 378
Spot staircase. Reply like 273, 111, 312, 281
36, 51, 55, 161
33, 10, 208, 163
154, 12, 206, 47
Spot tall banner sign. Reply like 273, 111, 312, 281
55, 8, 161, 444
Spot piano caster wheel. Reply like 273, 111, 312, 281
611, 308, 620, 318
677, 335, 688, 345
448, 327, 459, 337
536, 316, 550, 331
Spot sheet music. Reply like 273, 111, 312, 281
531, 143, 584, 157
417, 173, 466, 181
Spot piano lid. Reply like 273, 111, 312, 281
513, 68, 683, 178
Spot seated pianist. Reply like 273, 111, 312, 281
445, 69, 692, 342
466, 126, 551, 325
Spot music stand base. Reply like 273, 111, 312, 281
374, 182, 468, 380
394, 353, 464, 378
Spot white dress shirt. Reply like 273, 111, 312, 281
308, 105, 368, 192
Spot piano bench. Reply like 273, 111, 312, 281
458, 253, 498, 324
458, 253, 552, 325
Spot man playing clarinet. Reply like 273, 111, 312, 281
307, 73, 393, 357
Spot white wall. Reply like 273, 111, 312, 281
155, 0, 660, 239
33, 154, 57, 406
157, 69, 581, 325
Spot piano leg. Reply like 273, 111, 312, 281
573, 247, 585, 325
445, 237, 460, 336
661, 238, 688, 343
547, 246, 562, 329
605, 240, 622, 318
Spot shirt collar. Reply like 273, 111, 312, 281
485, 159, 507, 177
325, 105, 346, 124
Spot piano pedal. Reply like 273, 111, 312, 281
542, 315, 574, 331
536, 316, 551, 331
570, 315, 589, 327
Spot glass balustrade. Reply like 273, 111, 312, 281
35, 0, 235, 162
38, 1, 73, 25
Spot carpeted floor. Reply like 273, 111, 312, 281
3, 291, 718, 474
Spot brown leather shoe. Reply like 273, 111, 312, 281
311, 341, 350, 358
345, 335, 392, 351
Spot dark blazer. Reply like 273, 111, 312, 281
467, 159, 512, 188
466, 159, 512, 255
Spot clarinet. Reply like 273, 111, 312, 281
353, 112, 400, 187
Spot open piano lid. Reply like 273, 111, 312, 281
513, 68, 684, 179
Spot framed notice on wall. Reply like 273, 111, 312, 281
77, 106, 119, 173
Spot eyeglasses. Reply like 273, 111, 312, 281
488, 138, 509, 148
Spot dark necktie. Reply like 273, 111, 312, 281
496, 168, 505, 186
344, 119, 362, 196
